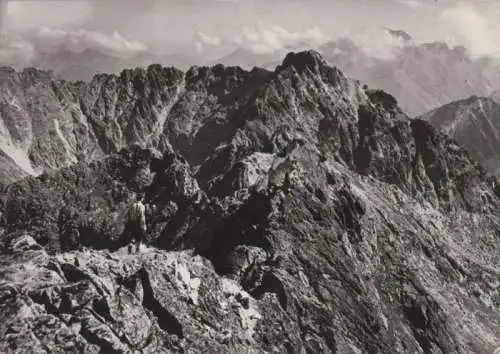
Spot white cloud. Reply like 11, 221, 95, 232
440, 3, 500, 58
0, 38, 36, 67
333, 28, 409, 60
194, 32, 222, 46
195, 24, 329, 54
399, 0, 423, 9
7, 1, 92, 32
36, 27, 148, 57
194, 24, 413, 62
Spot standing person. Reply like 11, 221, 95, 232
125, 193, 147, 254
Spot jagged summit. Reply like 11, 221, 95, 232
278, 50, 329, 73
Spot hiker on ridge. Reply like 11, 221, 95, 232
126, 192, 147, 254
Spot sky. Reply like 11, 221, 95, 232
1, 0, 500, 62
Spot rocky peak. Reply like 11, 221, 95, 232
279, 50, 329, 73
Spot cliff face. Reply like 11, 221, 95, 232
0, 63, 267, 186
1, 51, 500, 353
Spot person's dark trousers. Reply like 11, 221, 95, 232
126, 222, 144, 254
135, 226, 144, 253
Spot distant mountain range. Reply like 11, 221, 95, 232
31, 46, 195, 81
318, 39, 499, 116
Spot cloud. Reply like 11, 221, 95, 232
194, 24, 413, 62
6, 1, 92, 32
36, 27, 148, 57
399, 0, 423, 9
0, 39, 36, 67
195, 25, 329, 54
440, 3, 500, 58
194, 32, 222, 46
337, 28, 409, 60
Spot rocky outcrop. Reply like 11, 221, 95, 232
1, 237, 270, 353
421, 96, 500, 175
1, 51, 500, 353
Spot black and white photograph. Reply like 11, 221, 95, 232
0, 0, 500, 352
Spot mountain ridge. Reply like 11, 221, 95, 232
7, 35, 500, 117
1, 50, 500, 353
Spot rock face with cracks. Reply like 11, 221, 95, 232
1, 51, 500, 353
1, 241, 266, 353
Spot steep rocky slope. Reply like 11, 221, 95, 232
421, 96, 500, 175
1, 51, 500, 353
